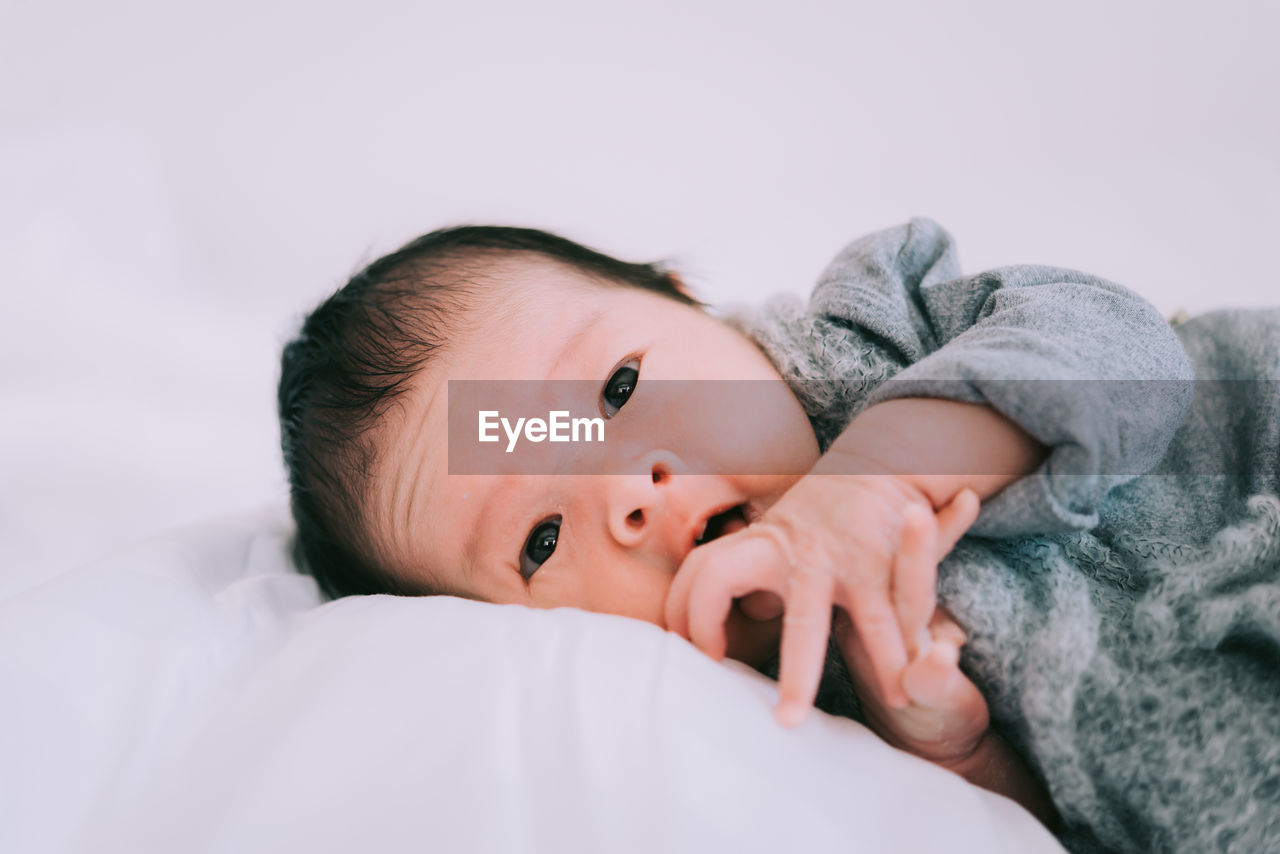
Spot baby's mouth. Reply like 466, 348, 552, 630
694, 502, 754, 546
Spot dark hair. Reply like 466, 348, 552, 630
278, 225, 699, 599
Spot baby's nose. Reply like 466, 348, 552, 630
604, 452, 684, 553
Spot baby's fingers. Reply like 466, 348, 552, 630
900, 640, 964, 709
892, 502, 938, 660
838, 578, 911, 709
774, 571, 836, 728
682, 535, 788, 661
903, 610, 980, 720
927, 605, 968, 648
900, 636, 989, 754
933, 488, 980, 561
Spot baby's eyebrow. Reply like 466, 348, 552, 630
547, 307, 606, 377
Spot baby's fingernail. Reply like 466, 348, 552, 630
775, 703, 807, 728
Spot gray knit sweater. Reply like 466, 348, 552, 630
725, 219, 1280, 854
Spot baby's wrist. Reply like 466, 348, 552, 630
810, 446, 927, 492
808, 449, 940, 519
818, 447, 1013, 512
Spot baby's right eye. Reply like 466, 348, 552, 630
520, 516, 561, 580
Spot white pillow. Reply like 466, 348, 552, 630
0, 506, 1061, 853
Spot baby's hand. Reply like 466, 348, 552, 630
664, 474, 979, 726
835, 586, 990, 767
837, 505, 989, 765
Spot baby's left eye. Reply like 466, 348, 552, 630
601, 360, 640, 418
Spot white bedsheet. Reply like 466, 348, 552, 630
0, 507, 1062, 853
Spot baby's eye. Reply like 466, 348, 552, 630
601, 360, 640, 418
520, 516, 561, 580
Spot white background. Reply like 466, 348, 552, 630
2, 0, 1277, 594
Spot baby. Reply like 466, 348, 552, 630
280, 219, 1280, 852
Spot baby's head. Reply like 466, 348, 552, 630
279, 226, 819, 661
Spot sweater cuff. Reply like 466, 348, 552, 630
968, 469, 1114, 538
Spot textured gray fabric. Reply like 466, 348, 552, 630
724, 219, 1280, 854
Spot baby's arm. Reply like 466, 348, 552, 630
824, 397, 1045, 511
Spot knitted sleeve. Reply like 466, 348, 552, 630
810, 217, 1195, 537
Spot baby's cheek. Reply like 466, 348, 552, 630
581, 562, 673, 630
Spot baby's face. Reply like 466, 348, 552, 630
371, 260, 820, 665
